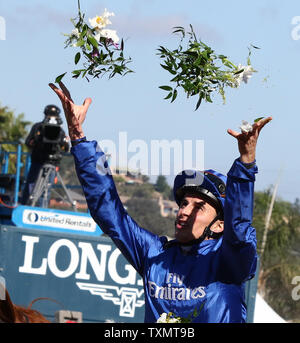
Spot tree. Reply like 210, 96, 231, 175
0, 104, 31, 143
155, 175, 169, 192
253, 190, 300, 321
116, 181, 155, 199
125, 197, 175, 238
59, 153, 81, 186
0, 104, 31, 173
155, 175, 173, 200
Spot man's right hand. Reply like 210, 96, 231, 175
48, 81, 92, 141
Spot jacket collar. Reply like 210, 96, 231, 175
164, 236, 222, 255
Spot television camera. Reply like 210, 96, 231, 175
24, 105, 75, 209
35, 105, 69, 164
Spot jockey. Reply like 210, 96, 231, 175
49, 81, 272, 323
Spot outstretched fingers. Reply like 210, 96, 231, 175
59, 81, 73, 102
253, 116, 273, 133
48, 82, 73, 104
228, 116, 273, 139
227, 128, 242, 139
48, 84, 71, 116
48, 83, 65, 101
82, 97, 92, 112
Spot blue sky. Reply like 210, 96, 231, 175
0, 0, 300, 203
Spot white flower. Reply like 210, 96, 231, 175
235, 64, 254, 86
89, 8, 115, 30
156, 313, 168, 323
71, 28, 80, 38
240, 120, 253, 133
95, 28, 119, 43
156, 312, 183, 323
168, 317, 181, 323
89, 16, 109, 30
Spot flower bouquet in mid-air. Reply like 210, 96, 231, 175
158, 25, 259, 110
55, 0, 133, 83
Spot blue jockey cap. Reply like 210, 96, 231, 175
173, 169, 227, 218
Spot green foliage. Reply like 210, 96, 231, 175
254, 116, 265, 123
58, 153, 81, 186
0, 104, 31, 173
154, 175, 173, 200
125, 197, 175, 238
155, 175, 168, 192
112, 174, 126, 184
117, 182, 155, 199
253, 190, 300, 321
157, 25, 255, 110
157, 303, 204, 323
0, 105, 31, 143
254, 190, 299, 263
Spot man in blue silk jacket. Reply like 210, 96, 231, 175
49, 81, 272, 323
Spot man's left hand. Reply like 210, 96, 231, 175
227, 116, 272, 164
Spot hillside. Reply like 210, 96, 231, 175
57, 154, 176, 238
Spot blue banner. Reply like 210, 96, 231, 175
0, 225, 145, 323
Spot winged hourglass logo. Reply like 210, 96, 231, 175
76, 282, 145, 317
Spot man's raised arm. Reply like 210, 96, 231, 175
48, 82, 162, 275
219, 117, 272, 284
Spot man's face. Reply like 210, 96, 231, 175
175, 194, 220, 243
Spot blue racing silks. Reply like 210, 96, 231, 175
72, 140, 258, 323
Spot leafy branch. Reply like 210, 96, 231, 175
55, 1, 133, 83
158, 25, 257, 110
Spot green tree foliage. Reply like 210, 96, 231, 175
154, 175, 173, 200
0, 104, 31, 173
155, 175, 169, 193
59, 153, 81, 186
117, 181, 155, 198
0, 105, 31, 143
125, 197, 175, 238
253, 190, 300, 322
53, 153, 90, 210
155, 175, 170, 193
